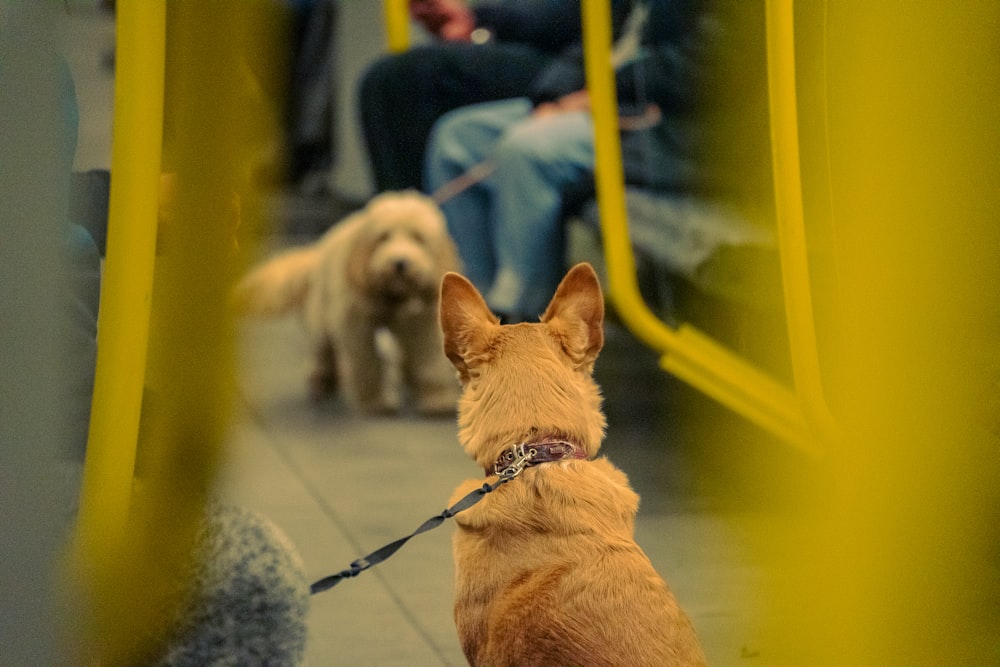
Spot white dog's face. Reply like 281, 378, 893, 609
349, 192, 459, 302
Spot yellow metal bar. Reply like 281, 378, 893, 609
663, 326, 818, 455
383, 0, 410, 53
764, 0, 838, 438
580, 0, 819, 454
74, 0, 166, 570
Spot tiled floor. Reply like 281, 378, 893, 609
216, 238, 807, 665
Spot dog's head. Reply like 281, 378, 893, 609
439, 263, 607, 469
348, 191, 460, 303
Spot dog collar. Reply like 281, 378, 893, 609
491, 438, 588, 479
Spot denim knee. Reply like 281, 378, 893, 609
491, 124, 550, 175
428, 110, 481, 168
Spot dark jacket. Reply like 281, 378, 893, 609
527, 0, 710, 113
473, 0, 634, 56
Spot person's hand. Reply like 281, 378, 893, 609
410, 0, 475, 41
534, 90, 662, 131
533, 90, 592, 118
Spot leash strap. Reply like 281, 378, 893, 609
430, 160, 495, 205
309, 476, 510, 595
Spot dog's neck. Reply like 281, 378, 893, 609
489, 435, 588, 478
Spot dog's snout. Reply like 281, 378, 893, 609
393, 258, 409, 273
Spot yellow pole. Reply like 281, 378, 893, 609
757, 3, 1000, 663
383, 0, 410, 53
579, 0, 645, 330
764, 0, 838, 438
580, 0, 819, 455
74, 0, 166, 572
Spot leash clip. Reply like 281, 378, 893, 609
494, 443, 538, 479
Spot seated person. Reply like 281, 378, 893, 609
424, 0, 711, 321
358, 0, 633, 192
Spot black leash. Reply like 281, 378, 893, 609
309, 446, 538, 595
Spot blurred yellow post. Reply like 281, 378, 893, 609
762, 2, 1000, 664
383, 0, 410, 53
74, 0, 166, 578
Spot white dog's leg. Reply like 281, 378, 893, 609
336, 323, 397, 415
308, 337, 338, 400
374, 329, 404, 413
394, 317, 460, 416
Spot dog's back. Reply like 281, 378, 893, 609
440, 264, 707, 666
232, 210, 361, 318
448, 458, 706, 666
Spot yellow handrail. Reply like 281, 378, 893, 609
764, 0, 839, 440
383, 0, 410, 53
580, 0, 822, 456
74, 0, 166, 577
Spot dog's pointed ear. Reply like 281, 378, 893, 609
541, 263, 605, 371
440, 272, 500, 383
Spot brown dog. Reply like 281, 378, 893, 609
439, 263, 707, 666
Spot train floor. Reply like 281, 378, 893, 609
217, 195, 810, 666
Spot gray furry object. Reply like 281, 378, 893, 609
152, 503, 309, 666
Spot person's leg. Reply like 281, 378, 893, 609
286, 0, 337, 186
425, 98, 533, 292
358, 43, 551, 192
485, 110, 595, 320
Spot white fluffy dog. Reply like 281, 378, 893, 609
235, 191, 461, 415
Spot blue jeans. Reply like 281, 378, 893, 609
424, 98, 594, 319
